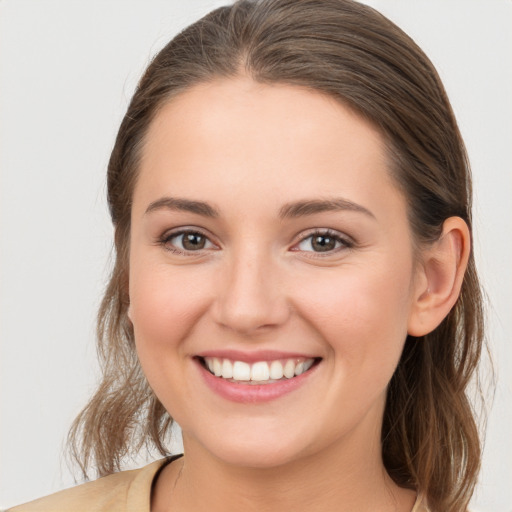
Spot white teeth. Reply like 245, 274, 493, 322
251, 361, 270, 381
269, 360, 284, 380
294, 361, 305, 376
303, 359, 314, 372
221, 359, 233, 379
283, 359, 296, 379
213, 358, 222, 377
232, 361, 251, 381
204, 357, 316, 382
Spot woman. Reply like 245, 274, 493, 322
9, 0, 486, 511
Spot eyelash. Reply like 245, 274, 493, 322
158, 228, 353, 257
293, 229, 354, 257
159, 228, 215, 256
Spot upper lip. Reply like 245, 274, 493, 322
196, 349, 320, 363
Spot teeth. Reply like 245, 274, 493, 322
203, 357, 316, 383
303, 359, 314, 372
294, 361, 305, 376
232, 361, 251, 381
221, 359, 233, 379
283, 359, 296, 379
269, 360, 284, 380
213, 358, 222, 377
251, 361, 270, 381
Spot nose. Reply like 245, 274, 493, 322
211, 248, 291, 336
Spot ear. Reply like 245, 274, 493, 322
408, 217, 471, 337
124, 283, 133, 324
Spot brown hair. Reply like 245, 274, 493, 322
68, 1, 486, 510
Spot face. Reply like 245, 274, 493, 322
128, 77, 422, 469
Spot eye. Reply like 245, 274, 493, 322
161, 229, 216, 254
294, 230, 352, 254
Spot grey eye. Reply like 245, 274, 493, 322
168, 231, 214, 251
297, 233, 344, 252
181, 233, 206, 250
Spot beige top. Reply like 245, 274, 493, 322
8, 459, 168, 512
9, 458, 429, 512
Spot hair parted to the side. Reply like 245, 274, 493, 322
67, 1, 486, 510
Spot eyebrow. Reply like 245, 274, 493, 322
278, 198, 376, 220
144, 196, 375, 220
145, 197, 219, 217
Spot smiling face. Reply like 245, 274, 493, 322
128, 77, 423, 469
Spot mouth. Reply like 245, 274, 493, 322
196, 356, 321, 385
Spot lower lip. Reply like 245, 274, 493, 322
196, 359, 319, 404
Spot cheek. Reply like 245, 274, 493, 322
128, 258, 213, 355
127, 257, 216, 418
291, 260, 414, 370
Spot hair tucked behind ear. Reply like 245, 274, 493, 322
68, 1, 488, 509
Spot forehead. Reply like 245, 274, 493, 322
142, 76, 385, 164
134, 76, 404, 222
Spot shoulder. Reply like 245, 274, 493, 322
8, 459, 170, 512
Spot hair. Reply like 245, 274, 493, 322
68, 1, 486, 510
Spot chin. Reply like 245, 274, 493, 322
215, 441, 305, 469
185, 423, 316, 470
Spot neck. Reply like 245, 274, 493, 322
153, 426, 416, 512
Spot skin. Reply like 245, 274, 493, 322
128, 77, 469, 512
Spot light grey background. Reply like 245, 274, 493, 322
1, 1, 511, 510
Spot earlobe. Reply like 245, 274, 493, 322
408, 217, 470, 337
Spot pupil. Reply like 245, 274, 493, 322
183, 233, 205, 250
312, 235, 335, 252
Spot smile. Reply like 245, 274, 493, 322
202, 357, 316, 384
195, 351, 322, 403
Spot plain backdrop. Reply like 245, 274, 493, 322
1, 1, 511, 510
